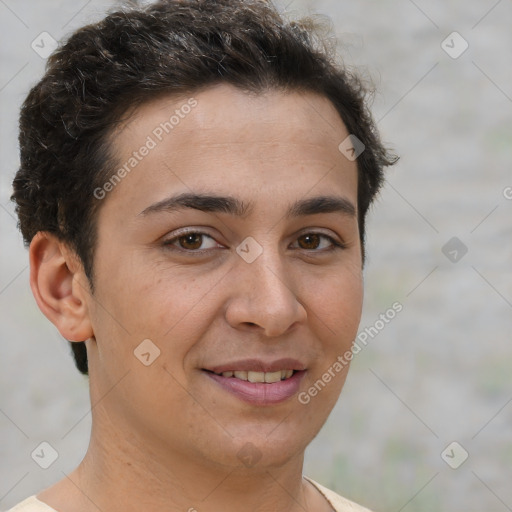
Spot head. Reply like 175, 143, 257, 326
12, 0, 396, 473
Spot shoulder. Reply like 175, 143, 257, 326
4, 496, 58, 512
305, 477, 374, 512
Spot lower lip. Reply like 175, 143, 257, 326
204, 370, 306, 405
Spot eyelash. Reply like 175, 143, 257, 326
162, 229, 346, 254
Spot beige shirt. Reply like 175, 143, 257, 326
5, 478, 372, 512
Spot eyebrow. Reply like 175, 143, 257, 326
138, 192, 356, 219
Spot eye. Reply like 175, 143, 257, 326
163, 230, 222, 252
292, 232, 346, 252
162, 229, 346, 254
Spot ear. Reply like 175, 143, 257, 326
29, 232, 94, 342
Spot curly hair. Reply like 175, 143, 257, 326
12, 0, 397, 375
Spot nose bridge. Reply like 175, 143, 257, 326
228, 238, 305, 335
251, 244, 290, 297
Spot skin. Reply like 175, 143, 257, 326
30, 83, 363, 512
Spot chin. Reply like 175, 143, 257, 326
221, 423, 318, 470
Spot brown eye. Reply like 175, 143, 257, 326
163, 231, 220, 252
297, 233, 321, 250
178, 233, 203, 250
293, 232, 344, 252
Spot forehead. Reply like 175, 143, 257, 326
102, 84, 358, 218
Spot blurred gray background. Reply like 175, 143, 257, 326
1, 0, 511, 510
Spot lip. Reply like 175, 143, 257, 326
204, 369, 306, 405
206, 358, 306, 374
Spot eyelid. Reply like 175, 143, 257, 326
295, 227, 344, 243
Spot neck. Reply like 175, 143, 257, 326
57, 415, 323, 512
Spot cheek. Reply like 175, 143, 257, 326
132, 268, 222, 371
299, 270, 362, 417
305, 266, 363, 344
100, 255, 204, 331
149, 270, 216, 327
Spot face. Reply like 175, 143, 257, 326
84, 83, 363, 470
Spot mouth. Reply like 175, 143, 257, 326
204, 369, 296, 383
201, 359, 306, 405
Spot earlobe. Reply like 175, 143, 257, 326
29, 232, 94, 342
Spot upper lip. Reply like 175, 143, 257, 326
205, 358, 307, 374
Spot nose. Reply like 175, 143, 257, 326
224, 247, 307, 337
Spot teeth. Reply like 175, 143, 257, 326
248, 371, 266, 383
264, 371, 282, 383
219, 370, 295, 382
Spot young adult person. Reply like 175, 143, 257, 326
8, 1, 396, 510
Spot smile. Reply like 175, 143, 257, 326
211, 369, 295, 383
203, 366, 306, 406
